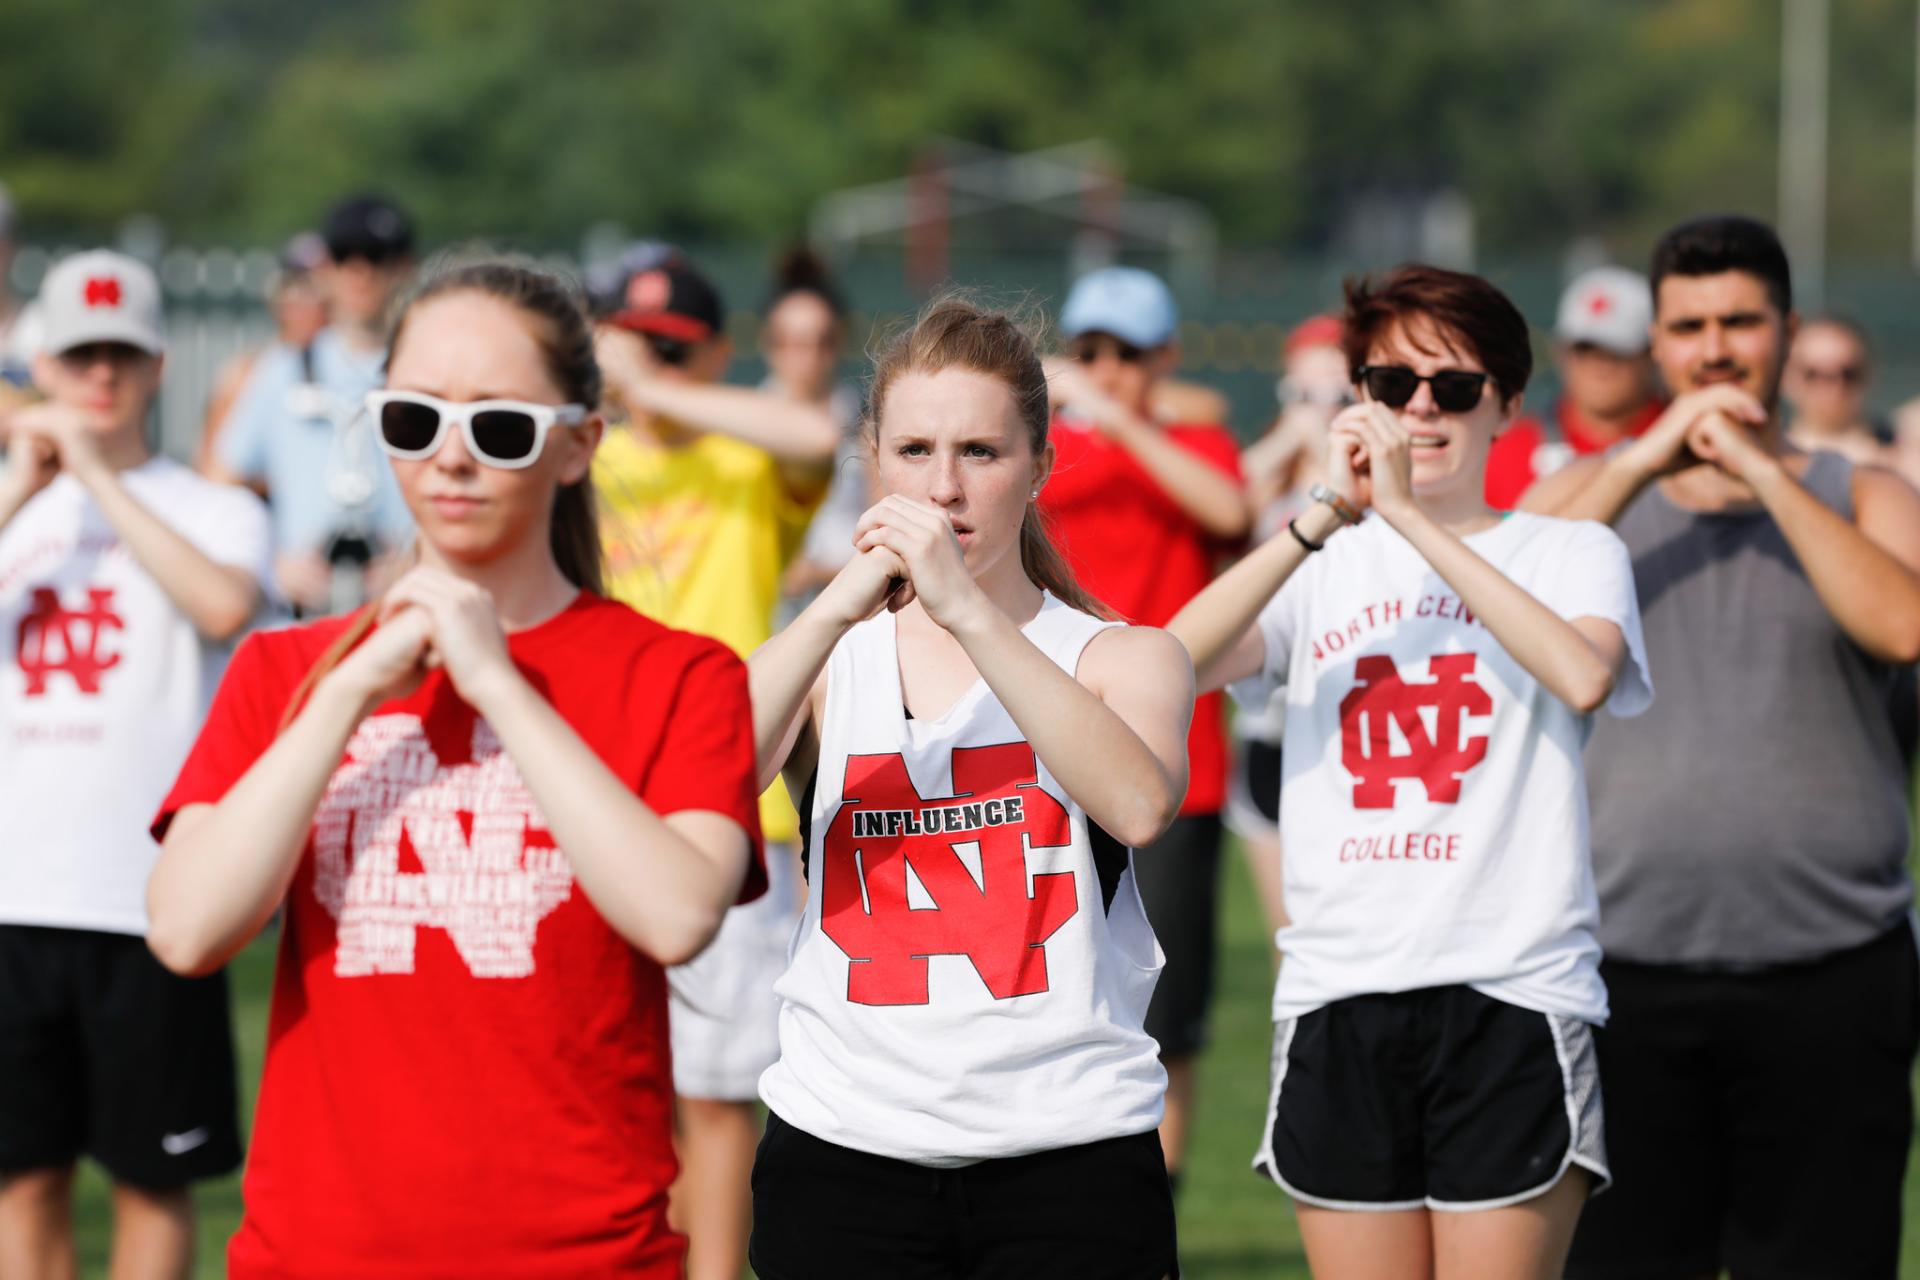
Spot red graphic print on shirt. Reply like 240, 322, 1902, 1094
17, 585, 123, 696
1340, 653, 1492, 808
312, 714, 574, 979
822, 742, 1079, 1005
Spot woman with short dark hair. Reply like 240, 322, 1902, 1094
1171, 264, 1652, 1279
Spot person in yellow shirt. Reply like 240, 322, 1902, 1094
590, 251, 836, 1280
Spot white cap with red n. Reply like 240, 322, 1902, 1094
36, 250, 165, 356
1555, 265, 1652, 356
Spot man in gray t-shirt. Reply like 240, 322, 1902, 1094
1526, 215, 1920, 1280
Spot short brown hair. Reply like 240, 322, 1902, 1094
1341, 264, 1533, 404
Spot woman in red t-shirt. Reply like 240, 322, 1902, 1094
145, 259, 763, 1279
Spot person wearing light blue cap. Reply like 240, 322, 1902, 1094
1039, 264, 1250, 1194
1058, 265, 1181, 352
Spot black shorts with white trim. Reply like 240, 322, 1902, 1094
1254, 983, 1607, 1210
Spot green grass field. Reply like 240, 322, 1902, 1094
73, 845, 1918, 1277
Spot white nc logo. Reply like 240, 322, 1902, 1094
312, 715, 574, 978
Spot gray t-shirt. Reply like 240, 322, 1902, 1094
1585, 451, 1912, 966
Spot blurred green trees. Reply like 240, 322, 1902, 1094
0, 0, 1913, 257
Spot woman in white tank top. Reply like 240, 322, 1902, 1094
745, 299, 1195, 1280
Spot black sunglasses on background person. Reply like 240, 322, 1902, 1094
1797, 363, 1865, 386
1355, 365, 1490, 414
1069, 336, 1148, 365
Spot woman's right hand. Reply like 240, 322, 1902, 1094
319, 605, 437, 716
813, 543, 911, 629
1325, 404, 1377, 513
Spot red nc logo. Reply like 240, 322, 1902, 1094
17, 586, 124, 696
821, 743, 1079, 1005
82, 276, 122, 308
1339, 653, 1491, 809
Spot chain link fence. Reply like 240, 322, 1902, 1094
14, 243, 1920, 461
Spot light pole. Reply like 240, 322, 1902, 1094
1780, 0, 1829, 307
1913, 0, 1920, 269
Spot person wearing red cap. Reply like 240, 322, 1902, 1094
589, 251, 838, 1280
0, 250, 269, 1280
1484, 266, 1666, 510
1245, 315, 1352, 536
1230, 314, 1354, 935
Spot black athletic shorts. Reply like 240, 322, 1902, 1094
1565, 921, 1920, 1280
0, 924, 241, 1189
1256, 984, 1608, 1210
1128, 814, 1223, 1059
750, 1112, 1178, 1279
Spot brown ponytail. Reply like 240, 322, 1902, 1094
867, 295, 1110, 619
279, 253, 607, 730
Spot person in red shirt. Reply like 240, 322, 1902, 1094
144, 258, 764, 1279
1037, 265, 1249, 1190
1484, 266, 1666, 510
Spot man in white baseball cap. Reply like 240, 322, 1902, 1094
34, 249, 167, 357
1486, 264, 1666, 508
0, 249, 271, 1279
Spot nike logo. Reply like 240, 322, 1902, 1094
160, 1127, 209, 1156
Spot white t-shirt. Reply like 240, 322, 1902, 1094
760, 594, 1168, 1164
0, 458, 272, 935
1231, 512, 1651, 1025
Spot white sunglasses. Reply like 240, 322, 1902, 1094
365, 390, 587, 470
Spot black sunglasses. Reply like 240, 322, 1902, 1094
1356, 365, 1490, 413
1069, 337, 1147, 365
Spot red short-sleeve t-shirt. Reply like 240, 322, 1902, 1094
154, 593, 763, 1279
1038, 418, 1243, 816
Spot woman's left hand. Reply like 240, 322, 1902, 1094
378, 566, 522, 710
1347, 403, 1418, 522
853, 495, 988, 632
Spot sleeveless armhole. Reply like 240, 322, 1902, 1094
798, 769, 818, 883
1063, 614, 1134, 912
794, 656, 839, 884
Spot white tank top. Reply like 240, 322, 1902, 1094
758, 594, 1168, 1164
